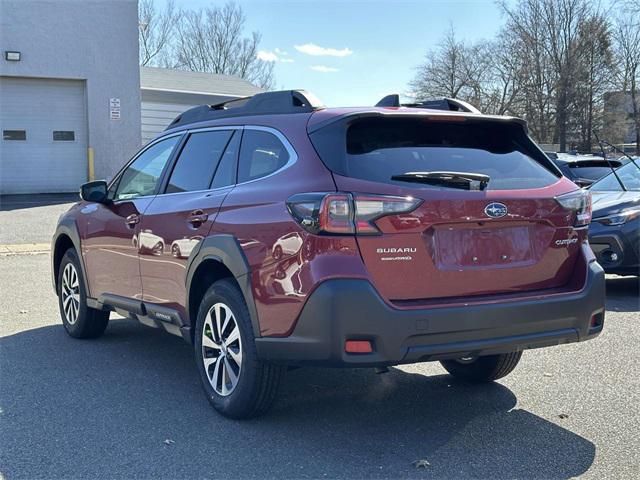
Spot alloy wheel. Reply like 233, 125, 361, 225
202, 302, 243, 396
61, 263, 80, 324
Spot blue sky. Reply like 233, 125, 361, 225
171, 0, 510, 106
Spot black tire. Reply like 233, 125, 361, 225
153, 242, 164, 256
440, 351, 523, 382
57, 248, 109, 339
194, 279, 285, 419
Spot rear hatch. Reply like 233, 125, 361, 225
308, 112, 588, 304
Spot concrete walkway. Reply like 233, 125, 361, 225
0, 243, 50, 255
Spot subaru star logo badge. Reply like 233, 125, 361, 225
484, 202, 508, 218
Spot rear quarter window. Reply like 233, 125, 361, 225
310, 117, 560, 190
238, 130, 290, 183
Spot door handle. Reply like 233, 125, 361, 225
125, 214, 140, 228
187, 210, 208, 227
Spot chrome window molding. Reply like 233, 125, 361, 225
110, 124, 298, 201
152, 184, 233, 198
162, 124, 299, 192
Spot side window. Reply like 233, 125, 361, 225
237, 130, 290, 183
166, 130, 233, 194
211, 130, 240, 189
114, 136, 180, 200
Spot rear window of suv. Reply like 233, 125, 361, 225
309, 117, 560, 190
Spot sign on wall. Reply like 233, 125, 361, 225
109, 98, 121, 120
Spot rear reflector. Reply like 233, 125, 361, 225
590, 312, 604, 328
345, 340, 373, 354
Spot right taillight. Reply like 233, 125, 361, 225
286, 192, 422, 235
555, 189, 592, 227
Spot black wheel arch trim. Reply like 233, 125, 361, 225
51, 219, 91, 297
185, 234, 261, 337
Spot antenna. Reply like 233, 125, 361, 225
593, 131, 627, 191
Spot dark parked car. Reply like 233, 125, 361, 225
589, 161, 640, 276
552, 153, 622, 187
52, 90, 605, 418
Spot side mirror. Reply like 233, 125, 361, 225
80, 180, 110, 204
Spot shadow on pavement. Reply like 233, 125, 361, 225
1, 319, 595, 479
0, 193, 78, 211
605, 275, 639, 313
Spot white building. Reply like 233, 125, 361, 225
140, 66, 263, 145
0, 0, 141, 194
0, 1, 263, 194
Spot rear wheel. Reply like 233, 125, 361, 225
57, 249, 109, 338
440, 351, 523, 382
194, 279, 285, 419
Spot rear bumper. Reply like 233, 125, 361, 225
255, 261, 605, 366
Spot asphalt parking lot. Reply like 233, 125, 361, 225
1, 198, 639, 479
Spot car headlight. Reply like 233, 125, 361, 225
593, 208, 640, 226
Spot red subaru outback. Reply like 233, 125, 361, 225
52, 91, 605, 418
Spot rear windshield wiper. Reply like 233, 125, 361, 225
391, 171, 490, 190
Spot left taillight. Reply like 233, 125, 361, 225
555, 189, 592, 227
286, 192, 422, 235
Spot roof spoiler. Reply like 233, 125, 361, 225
375, 94, 481, 114
165, 89, 324, 131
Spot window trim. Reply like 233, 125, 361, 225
108, 132, 184, 203
151, 125, 298, 198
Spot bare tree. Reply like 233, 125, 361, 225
411, 27, 497, 109
411, 27, 470, 99
480, 35, 524, 116
571, 13, 613, 150
611, 11, 640, 153
499, 0, 593, 151
408, 0, 639, 153
173, 2, 274, 89
138, 0, 180, 67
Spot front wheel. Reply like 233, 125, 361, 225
194, 279, 285, 419
440, 351, 523, 382
57, 249, 109, 338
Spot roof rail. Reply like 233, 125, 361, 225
374, 94, 481, 114
165, 89, 324, 131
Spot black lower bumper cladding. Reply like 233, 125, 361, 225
255, 261, 605, 367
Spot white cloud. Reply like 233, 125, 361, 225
310, 65, 339, 73
257, 49, 294, 63
295, 43, 353, 57
257, 50, 278, 62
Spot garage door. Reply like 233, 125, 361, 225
141, 100, 197, 145
0, 77, 87, 194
